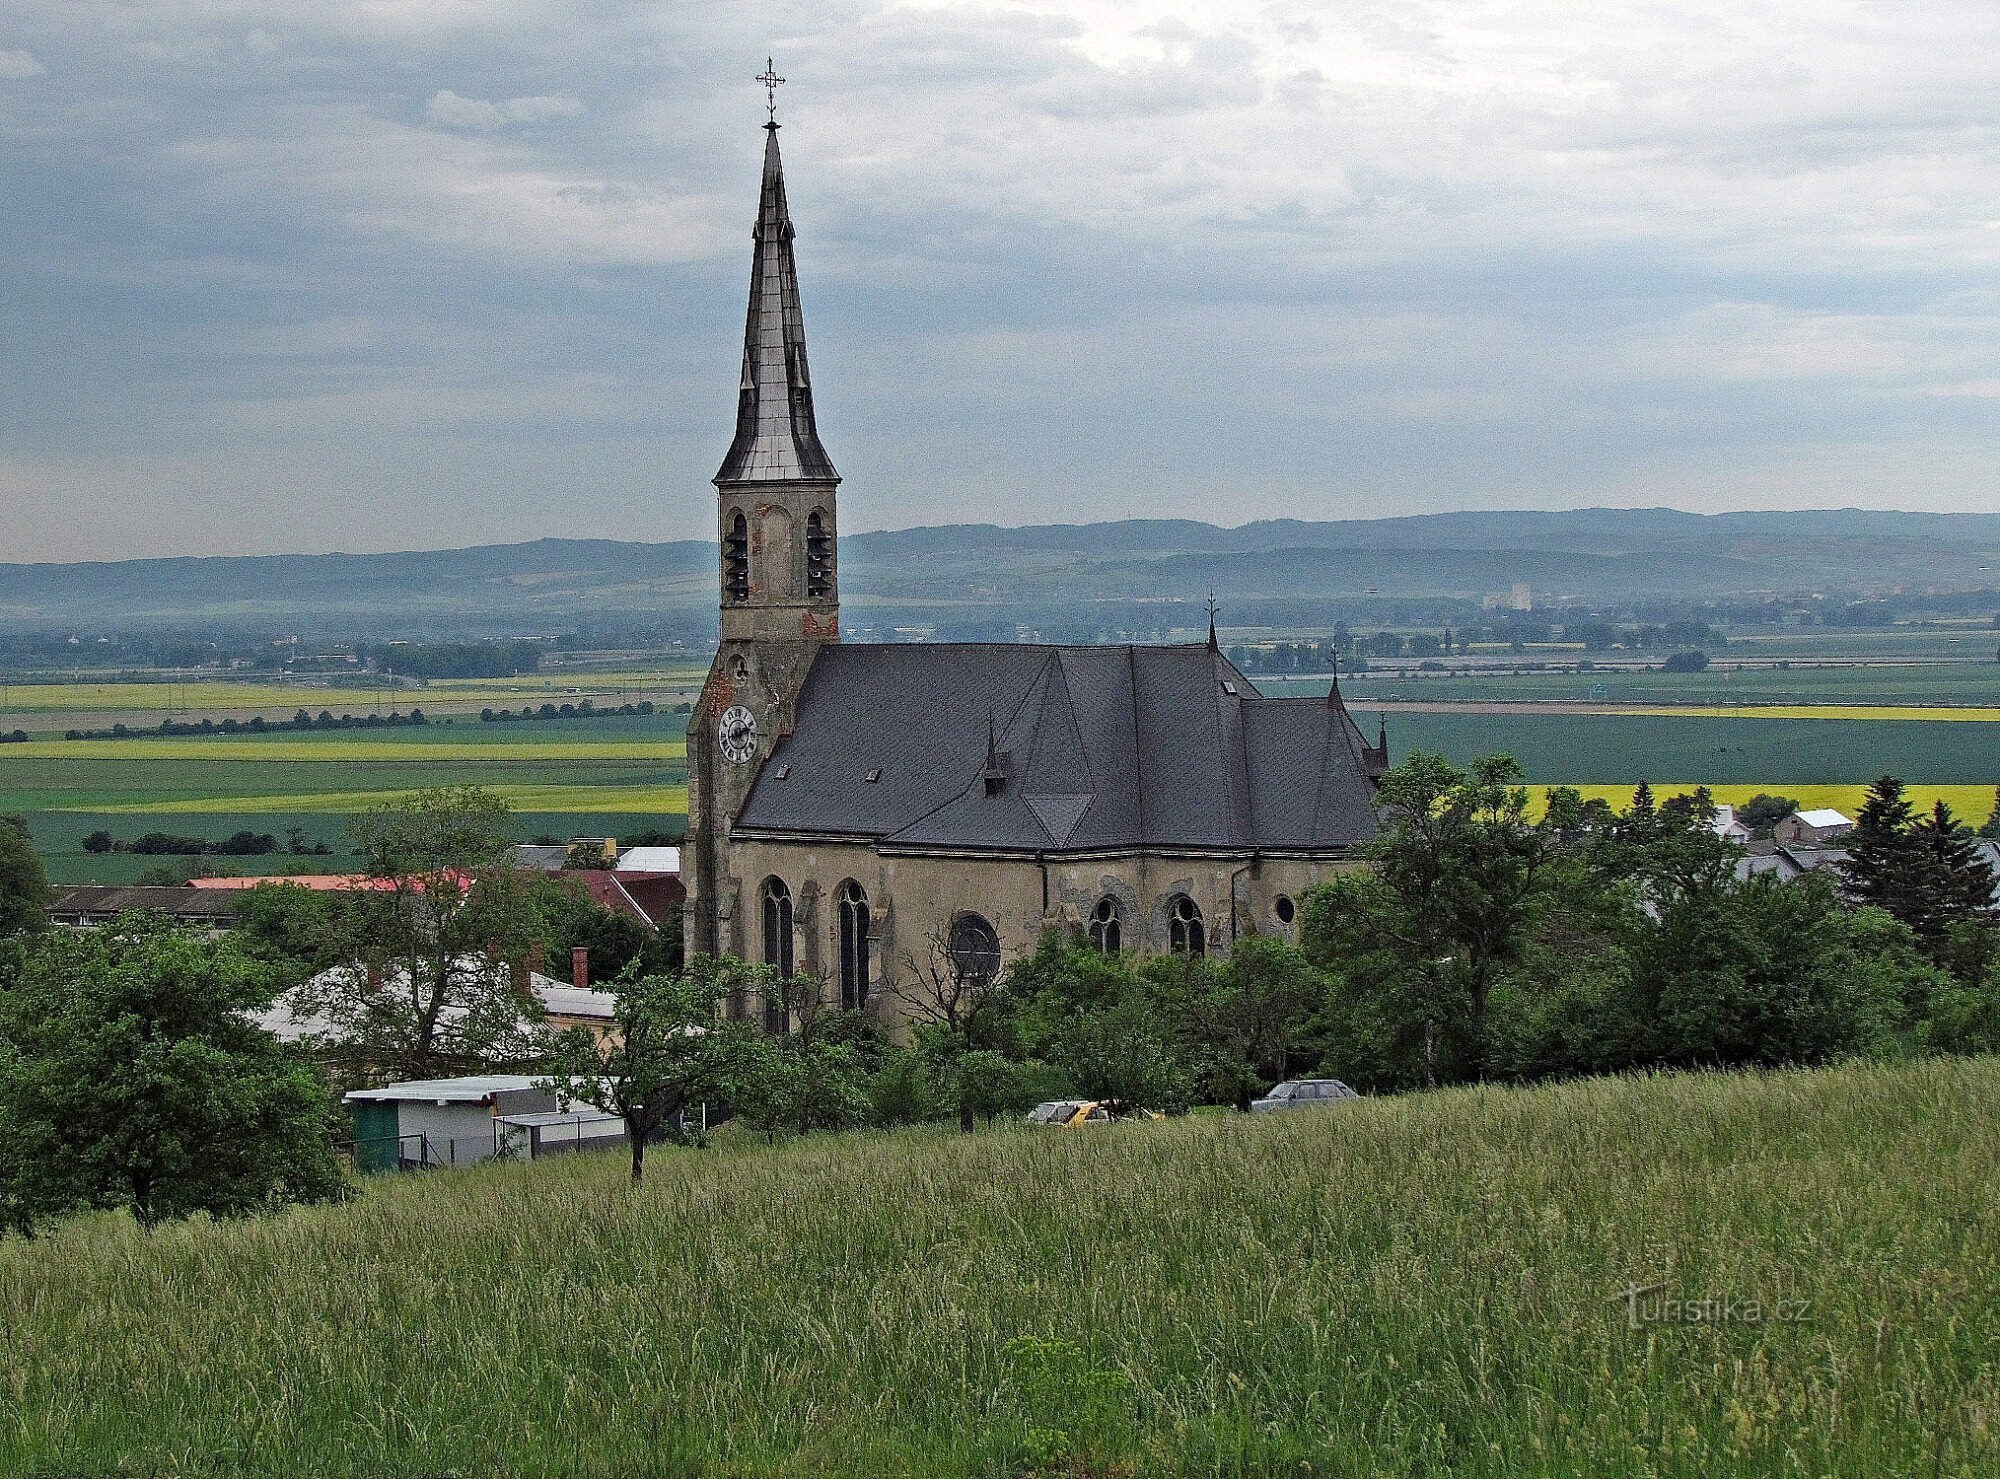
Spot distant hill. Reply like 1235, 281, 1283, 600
4, 508, 1997, 636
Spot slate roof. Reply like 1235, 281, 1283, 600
713, 123, 839, 486
735, 643, 1385, 854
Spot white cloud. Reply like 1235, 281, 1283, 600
0, 47, 44, 79
424, 89, 584, 132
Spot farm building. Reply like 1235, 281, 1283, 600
46, 885, 240, 930
344, 1075, 622, 1171
253, 952, 618, 1049
1774, 809, 1854, 846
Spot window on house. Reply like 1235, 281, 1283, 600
947, 912, 1002, 986
806, 509, 832, 597
1275, 895, 1296, 926
724, 511, 750, 601
1089, 896, 1122, 954
837, 879, 871, 1010
1167, 894, 1205, 957
760, 877, 793, 1028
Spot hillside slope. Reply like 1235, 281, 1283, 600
5, 507, 1998, 633
3, 1058, 1996, 1477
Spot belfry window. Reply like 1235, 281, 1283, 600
761, 878, 793, 1030
946, 912, 1002, 986
806, 509, 832, 597
837, 880, 870, 1010
724, 511, 750, 602
1089, 897, 1122, 954
1167, 894, 1205, 957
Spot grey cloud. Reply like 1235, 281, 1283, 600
0, 46, 42, 78
424, 89, 585, 131
2, 0, 1999, 560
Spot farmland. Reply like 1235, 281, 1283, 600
3, 1057, 1997, 1477
7, 713, 691, 882
1275, 658, 2000, 706
11, 687, 1999, 882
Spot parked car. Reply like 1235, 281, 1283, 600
1250, 1079, 1361, 1113
1025, 1100, 1160, 1128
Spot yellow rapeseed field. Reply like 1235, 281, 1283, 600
2, 739, 685, 761
1622, 704, 2000, 722
1532, 782, 1996, 819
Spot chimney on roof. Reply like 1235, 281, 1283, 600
527, 940, 546, 976
571, 947, 589, 990
510, 955, 529, 999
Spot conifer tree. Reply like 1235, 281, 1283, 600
1841, 777, 1938, 938
1912, 801, 1996, 927
1979, 785, 2000, 841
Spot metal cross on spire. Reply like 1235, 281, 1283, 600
757, 57, 785, 123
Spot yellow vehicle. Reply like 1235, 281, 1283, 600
1025, 1099, 1161, 1128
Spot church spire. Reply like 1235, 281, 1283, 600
714, 111, 839, 486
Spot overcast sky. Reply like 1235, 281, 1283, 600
3, 1, 1998, 562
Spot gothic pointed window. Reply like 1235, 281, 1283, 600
1089, 897, 1122, 954
1167, 894, 1205, 957
837, 880, 871, 1010
760, 878, 793, 1030
806, 509, 832, 598
946, 912, 1002, 986
724, 511, 750, 602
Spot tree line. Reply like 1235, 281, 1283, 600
3, 760, 1997, 1230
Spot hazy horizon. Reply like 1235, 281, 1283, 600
5, 2, 1999, 562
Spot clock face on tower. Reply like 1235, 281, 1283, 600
717, 704, 759, 764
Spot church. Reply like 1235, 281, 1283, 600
683, 108, 1389, 1025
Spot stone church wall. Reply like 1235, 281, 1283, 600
721, 837, 1364, 1035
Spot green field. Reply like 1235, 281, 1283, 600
5, 714, 691, 882
4, 1058, 1997, 1476
1380, 711, 2000, 787
0, 670, 706, 716
14, 703, 2000, 882
1284, 660, 2000, 706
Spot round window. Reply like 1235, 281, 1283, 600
947, 912, 1002, 985
1275, 895, 1296, 925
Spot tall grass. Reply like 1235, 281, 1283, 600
4, 1059, 1998, 1477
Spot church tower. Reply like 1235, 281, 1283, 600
685, 103, 842, 959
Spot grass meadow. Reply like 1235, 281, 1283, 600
3, 1058, 1997, 1477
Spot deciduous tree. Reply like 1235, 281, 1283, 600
540, 958, 756, 1182
0, 916, 345, 1232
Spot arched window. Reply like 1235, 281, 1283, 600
1167, 894, 1205, 957
1088, 896, 1122, 954
837, 879, 870, 1010
724, 511, 749, 602
947, 912, 1002, 986
761, 878, 793, 1032
806, 509, 832, 597
1274, 895, 1296, 927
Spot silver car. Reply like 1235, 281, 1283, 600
1250, 1079, 1360, 1113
